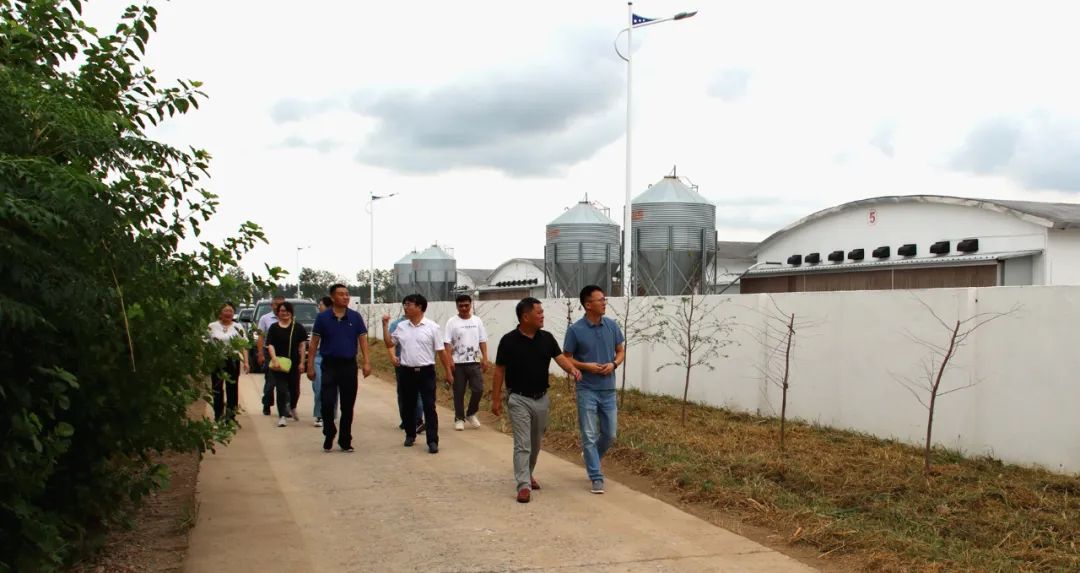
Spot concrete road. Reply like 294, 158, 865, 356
185, 373, 816, 572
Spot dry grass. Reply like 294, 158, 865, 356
369, 345, 1079, 572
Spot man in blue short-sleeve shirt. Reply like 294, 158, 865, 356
562, 285, 625, 494
306, 284, 372, 453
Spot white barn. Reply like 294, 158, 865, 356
743, 195, 1080, 293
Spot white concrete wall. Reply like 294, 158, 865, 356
384, 287, 1080, 474
1045, 229, 1080, 284
757, 202, 1048, 273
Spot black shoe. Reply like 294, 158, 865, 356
404, 437, 415, 447
263, 407, 271, 416
416, 421, 426, 434
323, 436, 333, 452
428, 443, 439, 454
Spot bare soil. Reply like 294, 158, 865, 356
69, 450, 200, 573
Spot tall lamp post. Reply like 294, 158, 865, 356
295, 245, 311, 298
367, 191, 397, 326
716, 261, 781, 296
616, 3, 697, 296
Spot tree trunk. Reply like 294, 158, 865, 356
925, 319, 960, 474
681, 296, 696, 426
681, 364, 691, 425
619, 354, 628, 408
780, 313, 794, 452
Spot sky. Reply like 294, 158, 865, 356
83, 0, 1080, 280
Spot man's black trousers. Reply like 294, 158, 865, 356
321, 356, 359, 449
397, 365, 439, 445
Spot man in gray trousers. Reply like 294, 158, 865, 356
492, 297, 582, 503
443, 294, 489, 431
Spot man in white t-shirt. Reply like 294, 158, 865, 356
381, 293, 450, 454
443, 294, 489, 431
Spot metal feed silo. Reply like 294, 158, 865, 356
393, 250, 418, 300
411, 244, 457, 301
545, 201, 620, 298
631, 175, 717, 295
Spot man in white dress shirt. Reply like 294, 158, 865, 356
381, 293, 450, 454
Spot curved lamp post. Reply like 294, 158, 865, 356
615, 3, 697, 296
366, 191, 397, 323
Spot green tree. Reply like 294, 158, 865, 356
354, 268, 395, 303
0, 2, 277, 570
299, 267, 344, 299
223, 266, 257, 305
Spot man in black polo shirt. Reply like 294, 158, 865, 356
492, 297, 581, 503
307, 284, 372, 453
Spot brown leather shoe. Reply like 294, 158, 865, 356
530, 477, 541, 490
516, 488, 531, 503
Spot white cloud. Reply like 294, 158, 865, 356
77, 0, 1080, 278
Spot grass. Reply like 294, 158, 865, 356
367, 342, 1079, 571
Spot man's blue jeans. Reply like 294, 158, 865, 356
312, 354, 339, 418
576, 386, 618, 481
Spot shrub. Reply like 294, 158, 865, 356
0, 2, 271, 570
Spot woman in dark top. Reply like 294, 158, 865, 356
267, 301, 308, 427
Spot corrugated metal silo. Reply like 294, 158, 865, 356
394, 250, 418, 300
411, 244, 457, 301
544, 201, 621, 297
631, 175, 717, 295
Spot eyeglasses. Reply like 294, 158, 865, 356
588, 297, 608, 304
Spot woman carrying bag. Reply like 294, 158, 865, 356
267, 301, 308, 427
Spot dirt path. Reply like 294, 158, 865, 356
185, 373, 816, 572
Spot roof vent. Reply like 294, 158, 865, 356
898, 244, 916, 257
930, 241, 950, 255
872, 246, 890, 258
827, 250, 844, 262
805, 252, 821, 264
848, 248, 865, 261
787, 254, 802, 265
957, 238, 979, 253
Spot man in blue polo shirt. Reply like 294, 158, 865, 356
563, 285, 624, 494
306, 284, 372, 453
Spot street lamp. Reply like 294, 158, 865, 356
366, 191, 398, 325
717, 261, 781, 296
615, 3, 697, 296
295, 245, 311, 298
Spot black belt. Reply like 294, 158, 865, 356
400, 364, 435, 372
510, 389, 547, 399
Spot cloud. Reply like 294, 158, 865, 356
869, 122, 896, 157
708, 69, 751, 102
951, 112, 1080, 191
712, 196, 788, 207
279, 136, 340, 154
270, 98, 339, 123
347, 34, 625, 176
951, 118, 1021, 174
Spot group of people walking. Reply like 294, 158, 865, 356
208, 283, 624, 503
